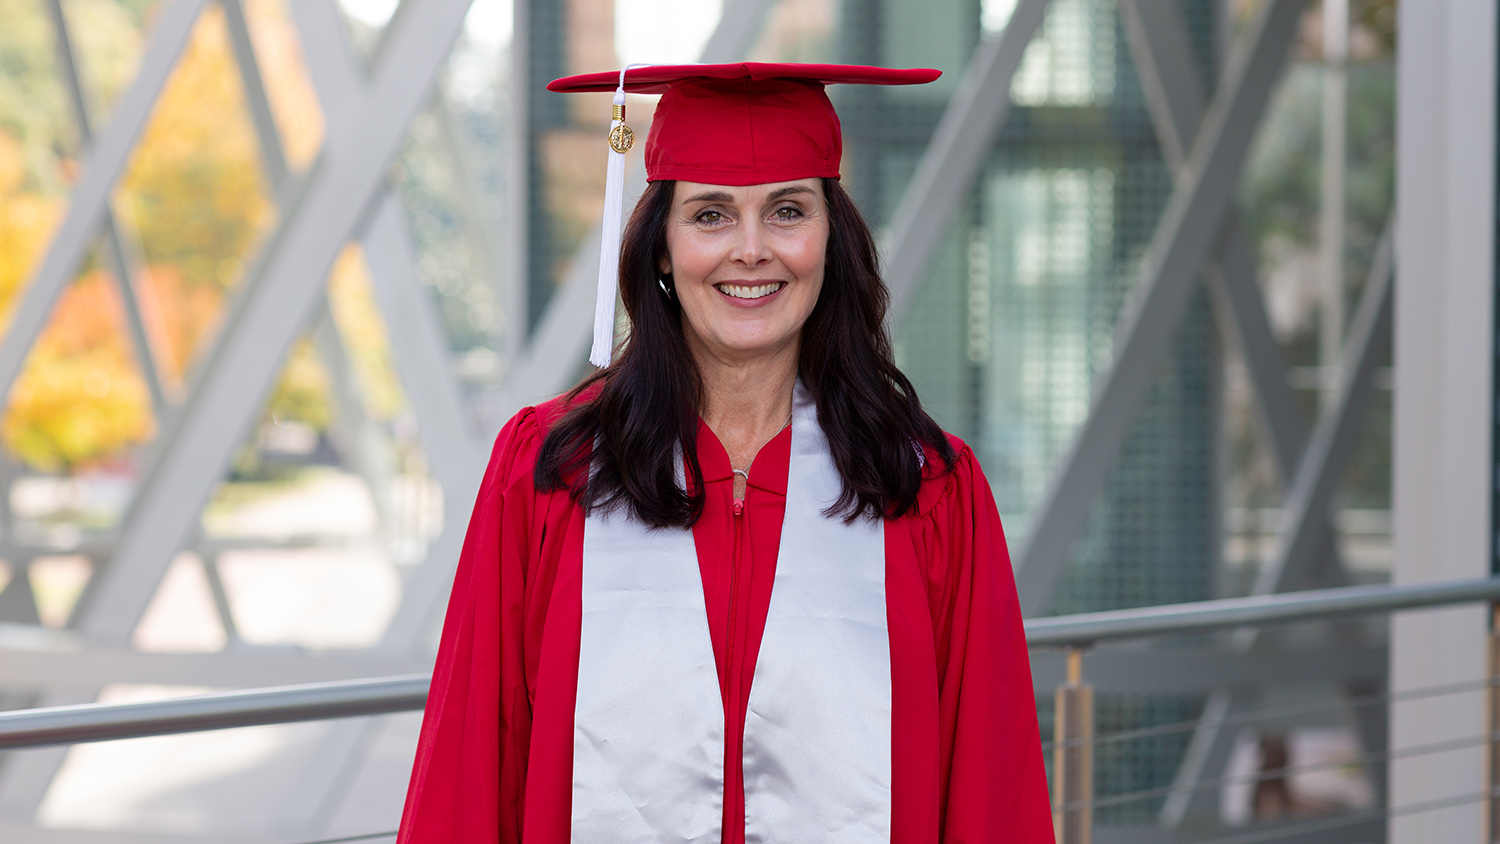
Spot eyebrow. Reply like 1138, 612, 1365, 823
767, 185, 816, 200
681, 185, 817, 205
683, 190, 734, 204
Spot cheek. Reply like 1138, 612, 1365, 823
796, 275, 825, 320
786, 262, 825, 328
665, 231, 722, 280
786, 230, 828, 292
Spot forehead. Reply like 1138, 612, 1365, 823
672, 178, 825, 204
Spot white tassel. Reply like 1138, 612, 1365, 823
590, 72, 634, 368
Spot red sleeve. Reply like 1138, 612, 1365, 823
397, 408, 543, 844
929, 443, 1054, 843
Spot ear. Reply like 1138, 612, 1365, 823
658, 255, 672, 276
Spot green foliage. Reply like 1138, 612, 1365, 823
1358, 0, 1396, 56
1242, 62, 1395, 282
65, 0, 146, 125
0, 0, 74, 196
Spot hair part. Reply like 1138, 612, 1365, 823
535, 177, 955, 528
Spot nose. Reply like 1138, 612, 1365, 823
730, 218, 773, 267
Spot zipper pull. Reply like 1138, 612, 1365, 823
732, 498, 744, 516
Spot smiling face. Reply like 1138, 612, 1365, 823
663, 178, 829, 370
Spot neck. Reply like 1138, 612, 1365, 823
695, 344, 798, 472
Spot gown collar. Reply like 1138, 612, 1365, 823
695, 419, 792, 496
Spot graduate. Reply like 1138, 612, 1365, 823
397, 62, 1054, 844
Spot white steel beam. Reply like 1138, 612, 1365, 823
0, 573, 40, 626
1206, 227, 1315, 489
502, 0, 530, 362
1389, 2, 1496, 838
492, 220, 607, 414
219, 0, 289, 202
1012, 0, 1310, 615
221, 0, 403, 546
287, 0, 481, 486
1119, 0, 1312, 483
1318, 0, 1349, 416
883, 0, 1050, 326
359, 198, 488, 644
1250, 225, 1393, 597
698, 0, 775, 66
312, 311, 401, 537
433, 95, 504, 362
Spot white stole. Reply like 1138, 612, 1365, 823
573, 382, 892, 842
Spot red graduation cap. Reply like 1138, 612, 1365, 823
548, 63, 941, 185
547, 63, 941, 366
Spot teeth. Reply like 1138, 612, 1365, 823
716, 282, 784, 300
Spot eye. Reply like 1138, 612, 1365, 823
773, 205, 803, 221
694, 208, 726, 225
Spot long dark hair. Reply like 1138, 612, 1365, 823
535, 177, 955, 527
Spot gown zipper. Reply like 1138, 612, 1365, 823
728, 493, 744, 673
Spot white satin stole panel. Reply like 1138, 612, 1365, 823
574, 382, 892, 843
741, 384, 891, 843
573, 503, 725, 844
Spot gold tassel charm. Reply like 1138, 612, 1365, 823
609, 103, 634, 153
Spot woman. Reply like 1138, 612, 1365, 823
398, 63, 1052, 843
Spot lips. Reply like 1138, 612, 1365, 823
714, 282, 786, 300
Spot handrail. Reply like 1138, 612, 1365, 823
0, 674, 427, 750
0, 577, 1496, 750
1024, 576, 1500, 647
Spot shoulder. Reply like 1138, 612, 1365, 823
912, 432, 984, 519
481, 393, 577, 498
902, 433, 1009, 610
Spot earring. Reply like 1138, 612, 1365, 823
658, 278, 675, 299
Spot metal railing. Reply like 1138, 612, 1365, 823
0, 577, 1497, 844
1031, 577, 1500, 844
1026, 576, 1500, 647
0, 674, 427, 751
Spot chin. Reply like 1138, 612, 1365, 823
715, 334, 795, 359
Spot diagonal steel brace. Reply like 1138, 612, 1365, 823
1012, 0, 1312, 615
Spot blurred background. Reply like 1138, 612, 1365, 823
0, 0, 1491, 842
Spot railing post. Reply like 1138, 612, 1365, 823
1486, 602, 1499, 843
1053, 645, 1094, 844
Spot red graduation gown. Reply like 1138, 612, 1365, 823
397, 398, 1053, 843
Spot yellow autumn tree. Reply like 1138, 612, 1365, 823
119, 6, 271, 294
0, 0, 407, 472
0, 130, 61, 325
2, 271, 152, 473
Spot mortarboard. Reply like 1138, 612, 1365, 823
547, 63, 941, 366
